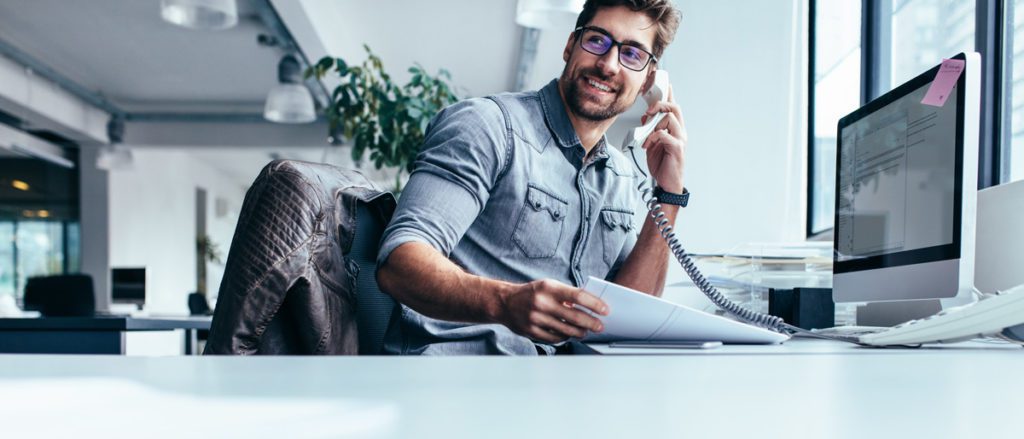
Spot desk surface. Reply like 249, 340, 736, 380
0, 315, 211, 331
1, 339, 1022, 438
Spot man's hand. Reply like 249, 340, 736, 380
640, 83, 687, 194
497, 279, 609, 344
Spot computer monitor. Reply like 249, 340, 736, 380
833, 52, 979, 325
111, 267, 146, 309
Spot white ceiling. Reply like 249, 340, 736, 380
0, 0, 284, 113
293, 0, 576, 97
0, 0, 578, 114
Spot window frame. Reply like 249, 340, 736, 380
807, 0, 1006, 238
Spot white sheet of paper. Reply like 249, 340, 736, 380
581, 277, 788, 344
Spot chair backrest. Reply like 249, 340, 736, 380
350, 202, 398, 355
23, 274, 95, 317
188, 292, 212, 316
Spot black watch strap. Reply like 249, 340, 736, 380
654, 186, 689, 207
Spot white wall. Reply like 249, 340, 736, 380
108, 149, 248, 314
664, 0, 808, 252
79, 146, 111, 310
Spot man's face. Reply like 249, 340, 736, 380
559, 6, 658, 122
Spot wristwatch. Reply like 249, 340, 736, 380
654, 186, 689, 207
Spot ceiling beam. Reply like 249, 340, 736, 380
0, 51, 109, 144
0, 1, 330, 135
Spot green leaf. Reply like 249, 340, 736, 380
318, 44, 462, 172
316, 56, 333, 72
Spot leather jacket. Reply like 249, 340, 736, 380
204, 160, 395, 355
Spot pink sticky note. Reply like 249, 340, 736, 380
921, 58, 965, 107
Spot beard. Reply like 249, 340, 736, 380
559, 65, 634, 122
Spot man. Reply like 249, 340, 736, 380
376, 0, 685, 355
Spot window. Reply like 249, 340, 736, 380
13, 221, 66, 296
1008, 0, 1024, 181
0, 223, 13, 297
809, 0, 1007, 237
810, 0, 862, 235
888, 0, 975, 89
0, 154, 80, 299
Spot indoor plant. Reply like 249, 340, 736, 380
309, 45, 461, 190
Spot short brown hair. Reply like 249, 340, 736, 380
574, 0, 681, 60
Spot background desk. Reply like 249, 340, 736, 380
1, 339, 1022, 438
0, 316, 212, 355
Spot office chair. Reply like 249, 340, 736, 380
23, 274, 96, 317
351, 201, 401, 355
204, 159, 397, 355
187, 292, 213, 316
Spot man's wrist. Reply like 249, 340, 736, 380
656, 181, 684, 194
488, 280, 514, 325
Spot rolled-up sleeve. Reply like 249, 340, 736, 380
377, 98, 509, 267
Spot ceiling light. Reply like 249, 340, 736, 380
37, 210, 50, 218
96, 117, 133, 171
264, 54, 316, 124
96, 145, 134, 171
11, 180, 29, 191
516, 0, 585, 29
160, 0, 238, 30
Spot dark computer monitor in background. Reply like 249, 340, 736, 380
111, 267, 146, 309
833, 52, 980, 326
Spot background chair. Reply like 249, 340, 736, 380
204, 159, 397, 355
187, 292, 213, 316
23, 274, 95, 317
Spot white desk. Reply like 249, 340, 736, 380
1, 339, 1022, 438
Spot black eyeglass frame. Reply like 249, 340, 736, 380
573, 26, 659, 71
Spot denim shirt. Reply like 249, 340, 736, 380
377, 79, 641, 355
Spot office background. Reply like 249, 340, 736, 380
0, 0, 1020, 327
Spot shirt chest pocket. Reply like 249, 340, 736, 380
512, 185, 569, 259
599, 208, 635, 267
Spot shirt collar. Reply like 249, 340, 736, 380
539, 79, 612, 164
539, 79, 582, 150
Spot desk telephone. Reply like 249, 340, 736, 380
617, 71, 1024, 347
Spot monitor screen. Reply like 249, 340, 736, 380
111, 267, 146, 303
834, 64, 963, 273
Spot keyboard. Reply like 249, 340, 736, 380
808, 325, 887, 344
857, 283, 1024, 346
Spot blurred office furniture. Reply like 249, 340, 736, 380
188, 292, 213, 316
187, 292, 212, 353
22, 274, 95, 317
0, 316, 211, 354
975, 178, 1024, 294
205, 160, 397, 355
111, 267, 146, 310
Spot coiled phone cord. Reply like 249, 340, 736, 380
628, 146, 805, 335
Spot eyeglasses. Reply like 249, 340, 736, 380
574, 26, 657, 72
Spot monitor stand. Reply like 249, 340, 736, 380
856, 299, 942, 326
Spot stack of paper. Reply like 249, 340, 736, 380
581, 277, 789, 344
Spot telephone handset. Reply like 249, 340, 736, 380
623, 71, 801, 336
623, 70, 672, 150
